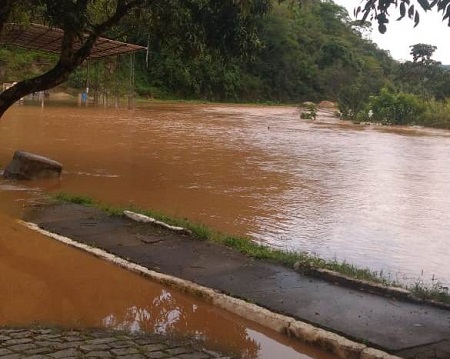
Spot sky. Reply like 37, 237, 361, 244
334, 0, 450, 63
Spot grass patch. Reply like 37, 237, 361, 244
53, 192, 97, 206
408, 278, 450, 304
52, 191, 450, 305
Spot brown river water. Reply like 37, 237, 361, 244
0, 103, 450, 359
1, 101, 449, 356
0, 103, 343, 358
2, 103, 450, 286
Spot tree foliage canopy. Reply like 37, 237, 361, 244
0, 0, 395, 108
393, 42, 450, 100
410, 43, 438, 63
357, 0, 450, 33
0, 0, 271, 117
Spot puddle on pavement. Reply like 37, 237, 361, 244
0, 196, 335, 359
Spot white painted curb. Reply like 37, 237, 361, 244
123, 210, 190, 233
20, 220, 402, 359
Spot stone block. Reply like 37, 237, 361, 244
3, 150, 62, 180
287, 321, 366, 359
360, 348, 403, 359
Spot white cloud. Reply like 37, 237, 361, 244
334, 0, 450, 63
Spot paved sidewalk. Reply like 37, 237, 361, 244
26, 203, 450, 359
0, 328, 227, 359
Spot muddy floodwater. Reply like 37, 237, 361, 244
1, 103, 450, 288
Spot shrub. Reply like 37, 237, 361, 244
420, 101, 450, 129
300, 102, 317, 120
337, 83, 371, 121
366, 89, 426, 125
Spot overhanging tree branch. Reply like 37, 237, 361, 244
0, 29, 99, 117
0, 0, 147, 117
94, 0, 146, 34
357, 0, 450, 33
0, 0, 271, 118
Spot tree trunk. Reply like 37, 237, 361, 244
0, 63, 67, 116
0, 0, 150, 118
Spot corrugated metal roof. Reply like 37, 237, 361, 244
0, 23, 145, 59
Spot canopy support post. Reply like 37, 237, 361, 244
128, 52, 135, 110
115, 56, 120, 109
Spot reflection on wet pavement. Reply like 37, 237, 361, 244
0, 208, 334, 359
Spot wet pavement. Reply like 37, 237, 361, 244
0, 327, 228, 358
25, 202, 450, 359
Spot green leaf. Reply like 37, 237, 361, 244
417, 0, 431, 10
408, 4, 415, 18
399, 2, 406, 18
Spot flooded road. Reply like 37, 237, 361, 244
1, 103, 450, 286
0, 208, 334, 359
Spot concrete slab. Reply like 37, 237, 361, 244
396, 339, 450, 359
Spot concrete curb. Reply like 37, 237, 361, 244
301, 266, 412, 298
20, 220, 403, 359
123, 210, 192, 235
123, 210, 450, 311
294, 264, 450, 311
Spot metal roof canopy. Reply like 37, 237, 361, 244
0, 23, 146, 59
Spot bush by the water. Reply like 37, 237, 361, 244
300, 103, 317, 120
419, 101, 450, 129
361, 89, 426, 125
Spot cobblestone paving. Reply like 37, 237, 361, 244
0, 328, 230, 359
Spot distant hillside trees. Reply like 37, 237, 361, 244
129, 1, 394, 103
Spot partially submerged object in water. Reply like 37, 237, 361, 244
3, 150, 62, 180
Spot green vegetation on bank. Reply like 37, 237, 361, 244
0, 48, 57, 82
341, 43, 450, 129
52, 192, 450, 305
346, 89, 450, 130
0, 1, 394, 105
